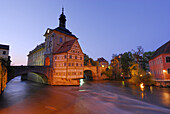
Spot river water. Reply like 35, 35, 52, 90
0, 76, 170, 114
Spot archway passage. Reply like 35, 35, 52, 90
84, 70, 93, 80
45, 57, 50, 66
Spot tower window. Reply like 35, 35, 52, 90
3, 51, 6, 55
60, 37, 63, 43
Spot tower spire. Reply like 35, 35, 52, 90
62, 7, 64, 14
59, 7, 66, 28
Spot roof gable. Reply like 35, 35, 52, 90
54, 40, 76, 54
0, 44, 9, 50
151, 40, 170, 59
97, 57, 108, 62
71, 40, 83, 54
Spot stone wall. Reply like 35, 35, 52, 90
0, 61, 7, 94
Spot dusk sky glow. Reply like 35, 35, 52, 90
0, 0, 170, 65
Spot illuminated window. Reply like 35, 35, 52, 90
47, 29, 50, 33
166, 56, 170, 63
102, 65, 104, 67
60, 37, 63, 43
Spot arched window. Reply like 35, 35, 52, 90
45, 57, 50, 66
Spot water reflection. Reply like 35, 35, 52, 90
150, 86, 153, 94
0, 77, 169, 113
140, 83, 145, 91
80, 79, 85, 86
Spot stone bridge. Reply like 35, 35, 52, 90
7, 66, 53, 84
84, 66, 108, 80
5, 65, 107, 85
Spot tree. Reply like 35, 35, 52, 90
142, 51, 155, 71
121, 51, 133, 76
132, 46, 144, 63
84, 54, 89, 66
84, 54, 98, 66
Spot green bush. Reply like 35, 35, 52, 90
128, 74, 155, 86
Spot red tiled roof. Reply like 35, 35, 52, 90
55, 40, 76, 54
151, 40, 170, 59
97, 57, 108, 62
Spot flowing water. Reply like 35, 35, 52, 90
0, 76, 170, 114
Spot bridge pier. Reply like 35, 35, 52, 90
21, 74, 27, 81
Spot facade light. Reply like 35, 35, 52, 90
163, 70, 167, 73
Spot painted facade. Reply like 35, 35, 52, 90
27, 8, 84, 85
149, 41, 170, 80
27, 42, 45, 66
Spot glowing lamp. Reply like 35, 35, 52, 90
163, 70, 167, 73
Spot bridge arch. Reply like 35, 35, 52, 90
7, 66, 51, 84
18, 72, 48, 84
84, 70, 94, 80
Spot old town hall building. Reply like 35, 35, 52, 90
28, 8, 84, 85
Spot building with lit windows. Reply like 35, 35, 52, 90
27, 42, 45, 66
27, 8, 84, 85
97, 57, 108, 68
149, 40, 170, 80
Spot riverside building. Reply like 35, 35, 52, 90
27, 8, 84, 85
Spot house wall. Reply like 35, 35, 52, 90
28, 48, 45, 66
0, 49, 9, 60
52, 40, 84, 85
149, 54, 170, 80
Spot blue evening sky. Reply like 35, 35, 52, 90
0, 0, 170, 65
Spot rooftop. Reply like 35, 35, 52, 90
28, 42, 45, 55
54, 39, 76, 54
151, 40, 170, 59
97, 57, 108, 62
0, 44, 9, 50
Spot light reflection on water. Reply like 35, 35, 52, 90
0, 77, 169, 113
